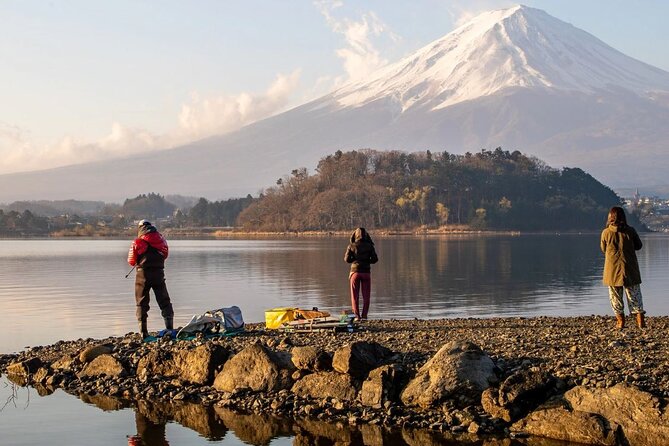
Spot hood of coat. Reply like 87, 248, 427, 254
350, 227, 373, 244
607, 223, 627, 233
138, 223, 158, 237
138, 231, 168, 255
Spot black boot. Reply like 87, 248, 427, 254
139, 319, 149, 339
164, 317, 174, 330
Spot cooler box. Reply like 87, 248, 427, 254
265, 307, 297, 329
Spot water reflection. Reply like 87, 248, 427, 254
0, 375, 608, 446
129, 412, 169, 446
241, 234, 607, 318
72, 388, 589, 446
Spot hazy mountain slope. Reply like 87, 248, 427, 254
1, 5, 669, 202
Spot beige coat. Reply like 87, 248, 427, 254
600, 224, 642, 286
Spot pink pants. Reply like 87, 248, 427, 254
350, 272, 371, 319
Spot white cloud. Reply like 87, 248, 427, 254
178, 69, 301, 140
0, 121, 163, 174
0, 70, 302, 175
315, 0, 397, 86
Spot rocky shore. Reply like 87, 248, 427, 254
2, 316, 668, 445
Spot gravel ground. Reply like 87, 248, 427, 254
1, 315, 667, 443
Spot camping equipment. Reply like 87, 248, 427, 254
177, 306, 245, 339
264, 307, 330, 329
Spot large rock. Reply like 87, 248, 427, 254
52, 354, 76, 371
176, 344, 229, 385
291, 371, 358, 401
291, 346, 331, 372
79, 344, 112, 363
137, 344, 229, 385
565, 384, 669, 446
332, 341, 392, 379
78, 354, 127, 378
512, 402, 620, 446
400, 340, 496, 408
213, 342, 295, 392
136, 349, 174, 379
33, 367, 50, 384
6, 357, 43, 377
360, 364, 404, 407
482, 370, 556, 422
481, 387, 515, 422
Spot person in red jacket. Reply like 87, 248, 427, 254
128, 220, 174, 338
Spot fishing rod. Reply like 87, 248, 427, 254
125, 266, 136, 278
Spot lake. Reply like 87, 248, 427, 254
1, 234, 667, 445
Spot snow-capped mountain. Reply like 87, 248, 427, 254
330, 5, 669, 110
1, 5, 669, 202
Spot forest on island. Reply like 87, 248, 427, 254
237, 148, 626, 232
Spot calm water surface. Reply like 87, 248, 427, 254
1, 234, 668, 445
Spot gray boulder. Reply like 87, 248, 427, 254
481, 387, 515, 422
6, 357, 43, 377
400, 340, 496, 408
213, 342, 295, 392
360, 364, 404, 407
512, 401, 620, 446
332, 341, 392, 379
291, 346, 331, 372
565, 383, 669, 446
137, 344, 229, 385
482, 369, 556, 422
78, 354, 127, 378
79, 344, 112, 363
33, 367, 51, 384
178, 344, 229, 385
52, 354, 76, 371
291, 371, 358, 401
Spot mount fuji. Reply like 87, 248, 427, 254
3, 5, 669, 202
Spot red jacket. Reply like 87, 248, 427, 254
127, 231, 169, 267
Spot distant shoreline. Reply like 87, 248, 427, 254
0, 226, 612, 240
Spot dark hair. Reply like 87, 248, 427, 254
607, 206, 627, 227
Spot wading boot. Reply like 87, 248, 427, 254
615, 313, 625, 330
636, 312, 646, 329
164, 317, 174, 330
139, 319, 149, 339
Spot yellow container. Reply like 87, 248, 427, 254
265, 307, 297, 329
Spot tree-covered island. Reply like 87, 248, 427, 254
238, 148, 630, 232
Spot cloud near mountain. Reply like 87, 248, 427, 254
0, 70, 302, 175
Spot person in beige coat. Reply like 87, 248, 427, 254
600, 206, 645, 329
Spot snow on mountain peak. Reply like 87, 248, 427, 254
331, 5, 669, 111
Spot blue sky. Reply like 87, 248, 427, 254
1, 0, 668, 173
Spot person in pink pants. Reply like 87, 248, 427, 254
344, 228, 378, 320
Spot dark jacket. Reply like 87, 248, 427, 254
344, 228, 378, 274
127, 225, 169, 269
600, 223, 642, 286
